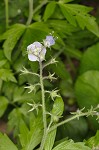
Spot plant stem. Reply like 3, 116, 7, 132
48, 112, 88, 133
33, 0, 48, 15
26, 0, 33, 25
39, 61, 47, 150
4, 0, 9, 29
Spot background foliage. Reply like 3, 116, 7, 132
0, 0, 99, 149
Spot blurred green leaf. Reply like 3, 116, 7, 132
43, 2, 56, 21
85, 130, 99, 149
57, 117, 88, 141
0, 69, 17, 82
59, 4, 99, 36
80, 42, 99, 74
0, 133, 18, 150
1, 24, 26, 60
0, 96, 8, 117
75, 70, 99, 129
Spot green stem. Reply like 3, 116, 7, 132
33, 0, 48, 15
4, 0, 9, 29
39, 61, 47, 150
26, 0, 33, 25
48, 112, 88, 133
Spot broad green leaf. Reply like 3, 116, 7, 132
79, 42, 99, 74
0, 133, 18, 150
44, 129, 57, 150
75, 70, 99, 129
19, 120, 29, 148
0, 96, 8, 117
0, 69, 17, 82
59, 4, 76, 26
85, 130, 99, 148
59, 4, 99, 36
43, 2, 56, 21
52, 97, 64, 117
52, 140, 91, 150
2, 24, 26, 60
20, 113, 43, 150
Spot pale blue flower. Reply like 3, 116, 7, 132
43, 36, 55, 48
27, 42, 46, 61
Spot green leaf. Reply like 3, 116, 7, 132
44, 129, 57, 150
52, 140, 91, 150
59, 4, 76, 26
52, 97, 64, 117
59, 4, 99, 36
2, 24, 26, 60
75, 70, 99, 129
43, 2, 56, 21
0, 96, 8, 117
60, 0, 74, 3
79, 42, 99, 74
85, 130, 99, 148
0, 69, 17, 82
0, 133, 18, 150
19, 113, 43, 150
19, 120, 29, 148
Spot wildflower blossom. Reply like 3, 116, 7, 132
43, 35, 55, 48
27, 42, 46, 61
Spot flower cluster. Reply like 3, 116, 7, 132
27, 35, 55, 62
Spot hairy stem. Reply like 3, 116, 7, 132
4, 0, 9, 29
39, 61, 47, 150
26, 0, 33, 25
48, 112, 88, 133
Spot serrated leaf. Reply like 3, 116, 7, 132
19, 120, 29, 147
0, 69, 17, 82
52, 140, 91, 150
75, 70, 99, 129
0, 133, 18, 150
0, 96, 8, 117
79, 42, 99, 74
52, 97, 64, 117
2, 24, 26, 60
44, 129, 57, 150
43, 2, 56, 21
59, 3, 99, 36
59, 4, 77, 26
19, 113, 43, 150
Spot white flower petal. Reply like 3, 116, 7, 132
28, 54, 38, 61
